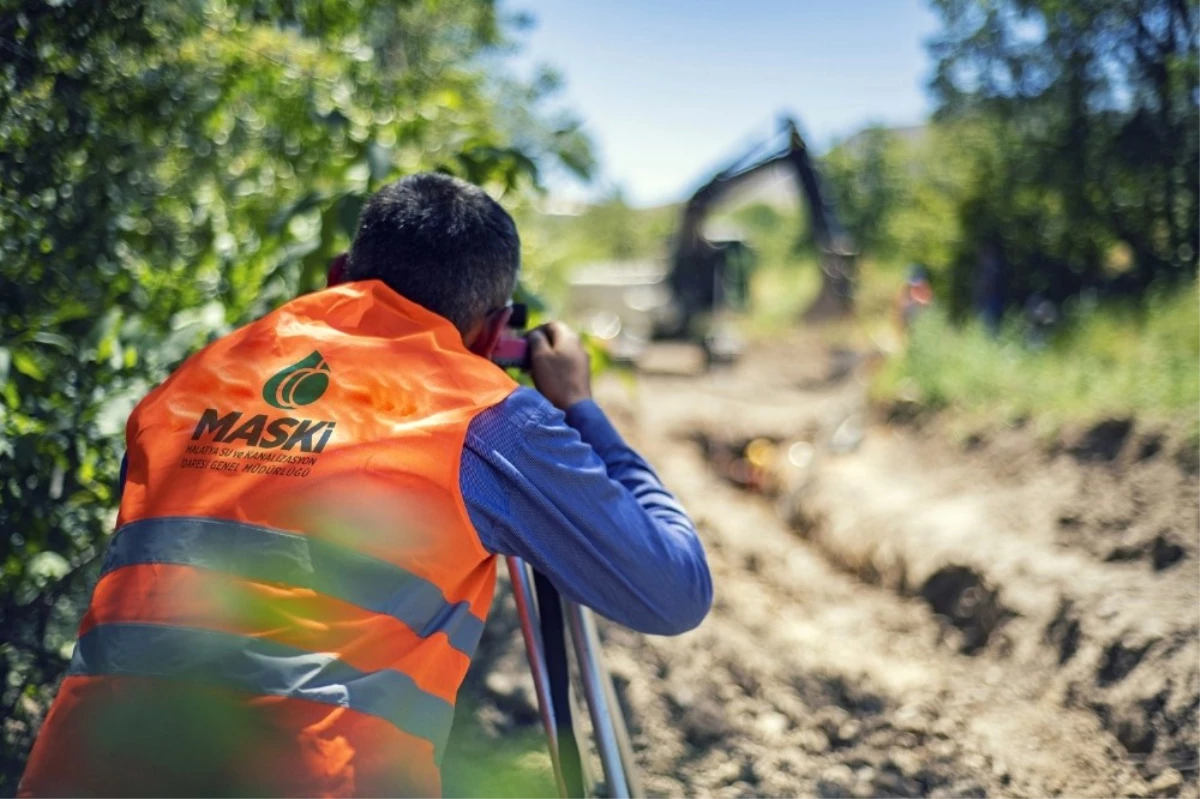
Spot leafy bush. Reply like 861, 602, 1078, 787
873, 281, 1200, 430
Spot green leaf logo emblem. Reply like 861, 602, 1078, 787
263, 351, 330, 410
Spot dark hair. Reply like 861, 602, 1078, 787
346, 173, 520, 332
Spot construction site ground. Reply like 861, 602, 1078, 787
446, 331, 1200, 799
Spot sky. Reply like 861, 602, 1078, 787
508, 0, 942, 207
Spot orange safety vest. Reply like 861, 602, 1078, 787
20, 280, 518, 798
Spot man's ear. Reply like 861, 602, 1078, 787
466, 307, 513, 359
327, 253, 349, 287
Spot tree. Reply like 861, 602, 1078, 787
820, 122, 979, 298
0, 0, 592, 788
821, 126, 910, 256
927, 0, 1199, 310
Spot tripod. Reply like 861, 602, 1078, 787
505, 556, 643, 798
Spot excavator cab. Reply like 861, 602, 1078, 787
656, 235, 754, 364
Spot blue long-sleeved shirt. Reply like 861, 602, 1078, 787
461, 387, 711, 635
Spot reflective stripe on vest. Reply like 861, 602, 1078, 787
101, 516, 485, 655
69, 622, 455, 759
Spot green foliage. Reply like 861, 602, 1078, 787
514, 195, 678, 304
821, 127, 911, 255
570, 190, 643, 261
872, 280, 1200, 430
715, 202, 819, 333
0, 0, 593, 789
441, 700, 556, 798
724, 201, 810, 266
822, 0, 1199, 316
929, 0, 1199, 302
824, 124, 978, 281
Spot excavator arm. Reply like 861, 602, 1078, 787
666, 117, 856, 330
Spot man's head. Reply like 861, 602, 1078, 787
344, 173, 520, 351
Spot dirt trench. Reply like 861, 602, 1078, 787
447, 333, 1199, 798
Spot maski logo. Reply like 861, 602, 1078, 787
264, 351, 330, 410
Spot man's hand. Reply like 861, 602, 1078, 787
528, 321, 592, 410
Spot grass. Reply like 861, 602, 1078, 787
870, 280, 1200, 435
441, 700, 557, 798
741, 253, 823, 336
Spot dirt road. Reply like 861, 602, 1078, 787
449, 332, 1199, 798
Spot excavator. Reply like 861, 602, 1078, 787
566, 115, 856, 366
665, 116, 856, 336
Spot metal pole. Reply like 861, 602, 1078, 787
505, 556, 569, 798
565, 603, 632, 799
602, 656, 644, 799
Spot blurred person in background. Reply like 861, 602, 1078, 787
974, 243, 1007, 335
19, 173, 712, 798
895, 263, 934, 337
1023, 293, 1059, 349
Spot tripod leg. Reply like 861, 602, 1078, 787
505, 557, 569, 798
601, 655, 644, 799
534, 572, 586, 797
565, 604, 635, 799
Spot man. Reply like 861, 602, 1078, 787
20, 173, 711, 797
